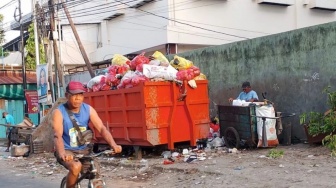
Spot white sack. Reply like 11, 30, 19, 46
256, 105, 279, 147
143, 64, 177, 81
87, 75, 105, 89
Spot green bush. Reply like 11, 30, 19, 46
300, 86, 336, 156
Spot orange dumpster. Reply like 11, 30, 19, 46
83, 80, 210, 149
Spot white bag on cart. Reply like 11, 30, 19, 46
256, 105, 279, 147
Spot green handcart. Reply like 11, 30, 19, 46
218, 105, 258, 148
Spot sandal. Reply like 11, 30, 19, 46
186, 154, 197, 163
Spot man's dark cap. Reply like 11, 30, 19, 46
242, 81, 251, 88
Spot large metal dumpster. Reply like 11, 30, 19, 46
84, 80, 210, 149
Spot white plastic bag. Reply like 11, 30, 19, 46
148, 59, 161, 66
87, 75, 105, 89
143, 64, 177, 81
209, 137, 224, 147
232, 99, 243, 106
232, 99, 251, 106
256, 105, 279, 147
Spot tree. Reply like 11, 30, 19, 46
0, 46, 9, 57
0, 14, 8, 57
0, 14, 5, 45
25, 23, 46, 69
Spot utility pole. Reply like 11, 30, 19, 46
61, 0, 95, 78
49, 0, 64, 92
15, 0, 28, 117
56, 1, 66, 96
37, 2, 55, 103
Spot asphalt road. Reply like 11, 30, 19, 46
0, 172, 60, 188
0, 142, 60, 188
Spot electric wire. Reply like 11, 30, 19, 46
3, 0, 266, 39
115, 0, 249, 39
0, 0, 16, 11
55, 0, 256, 38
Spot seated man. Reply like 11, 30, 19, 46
229, 81, 259, 102
52, 81, 122, 188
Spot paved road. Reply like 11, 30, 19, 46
0, 171, 60, 188
0, 143, 60, 188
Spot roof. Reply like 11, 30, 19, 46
0, 70, 37, 85
2, 33, 29, 51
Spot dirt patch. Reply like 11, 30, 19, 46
1, 143, 336, 188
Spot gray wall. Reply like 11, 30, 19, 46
176, 21, 336, 141
64, 71, 92, 85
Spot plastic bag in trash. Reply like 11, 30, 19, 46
209, 137, 224, 147
161, 151, 172, 159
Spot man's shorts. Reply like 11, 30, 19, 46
54, 149, 90, 169
7, 128, 13, 140
54, 148, 100, 176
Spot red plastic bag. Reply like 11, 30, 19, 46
190, 66, 200, 77
99, 76, 106, 85
108, 64, 129, 75
131, 75, 148, 86
100, 84, 111, 91
210, 123, 220, 132
130, 52, 149, 70
176, 69, 195, 81
92, 85, 100, 92
106, 73, 120, 86
118, 65, 129, 75
163, 160, 174, 165
108, 65, 118, 75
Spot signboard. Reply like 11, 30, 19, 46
36, 64, 49, 103
25, 90, 39, 114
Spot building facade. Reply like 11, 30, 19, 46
54, 0, 336, 65
4, 0, 336, 68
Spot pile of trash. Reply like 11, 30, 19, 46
86, 51, 207, 92
160, 148, 208, 165
159, 142, 241, 165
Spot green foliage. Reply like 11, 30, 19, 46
267, 149, 284, 159
0, 46, 9, 57
0, 14, 5, 44
323, 134, 336, 156
25, 23, 46, 69
300, 86, 336, 155
300, 111, 327, 136
324, 87, 336, 111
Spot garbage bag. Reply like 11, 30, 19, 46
111, 54, 130, 66
170, 55, 193, 70
152, 51, 169, 66
256, 105, 279, 147
130, 52, 149, 71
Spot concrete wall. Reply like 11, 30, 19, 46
176, 21, 336, 141
61, 24, 99, 64
64, 71, 92, 85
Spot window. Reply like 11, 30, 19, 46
306, 0, 336, 11
257, 0, 295, 6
